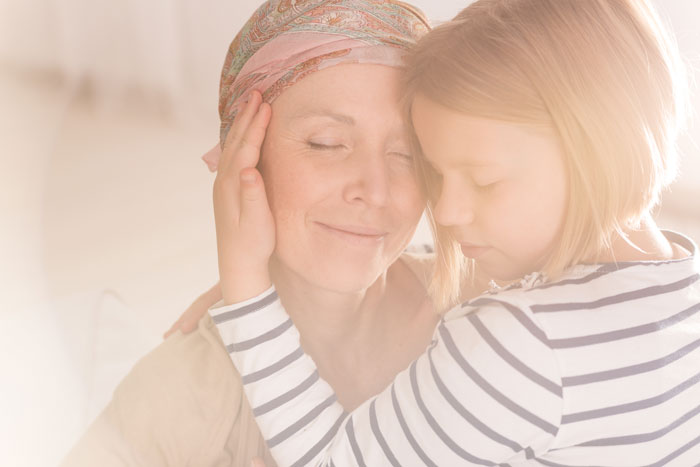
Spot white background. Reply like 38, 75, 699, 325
0, 1, 698, 466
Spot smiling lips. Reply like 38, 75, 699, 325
316, 222, 387, 243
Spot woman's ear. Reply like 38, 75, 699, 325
202, 143, 222, 172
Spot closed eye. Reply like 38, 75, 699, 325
474, 180, 500, 192
389, 151, 414, 162
308, 142, 346, 151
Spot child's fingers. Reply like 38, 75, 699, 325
225, 91, 262, 148
219, 90, 264, 170
211, 100, 275, 306
215, 166, 275, 303
239, 168, 272, 229
180, 317, 198, 334
236, 101, 271, 170
163, 319, 181, 339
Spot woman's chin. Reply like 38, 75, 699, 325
271, 253, 385, 295
310, 268, 384, 295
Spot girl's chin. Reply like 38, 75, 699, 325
475, 258, 522, 283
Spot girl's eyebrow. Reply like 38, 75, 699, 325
289, 110, 355, 125
427, 155, 501, 170
463, 161, 503, 169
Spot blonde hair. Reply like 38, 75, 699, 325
403, 0, 689, 310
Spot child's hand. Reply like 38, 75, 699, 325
213, 90, 275, 305
251, 457, 267, 467
163, 282, 222, 339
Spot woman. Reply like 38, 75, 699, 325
60, 1, 452, 466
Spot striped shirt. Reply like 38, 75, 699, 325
211, 231, 700, 466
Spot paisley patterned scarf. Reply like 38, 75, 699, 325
203, 0, 429, 171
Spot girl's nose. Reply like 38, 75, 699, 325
433, 177, 476, 227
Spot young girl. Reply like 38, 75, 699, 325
211, 0, 699, 464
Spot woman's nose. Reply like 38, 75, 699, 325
342, 150, 391, 207
433, 178, 476, 227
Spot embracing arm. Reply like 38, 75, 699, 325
211, 290, 563, 466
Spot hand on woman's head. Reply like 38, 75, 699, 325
213, 91, 275, 305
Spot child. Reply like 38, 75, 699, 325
211, 0, 699, 464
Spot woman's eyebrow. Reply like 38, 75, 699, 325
288, 110, 355, 125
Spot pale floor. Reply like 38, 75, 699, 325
1, 67, 698, 467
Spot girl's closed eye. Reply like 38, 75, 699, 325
470, 167, 504, 192
387, 138, 414, 164
389, 150, 414, 163
473, 178, 501, 192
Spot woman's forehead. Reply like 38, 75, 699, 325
273, 64, 404, 115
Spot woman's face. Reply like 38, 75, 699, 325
260, 64, 424, 293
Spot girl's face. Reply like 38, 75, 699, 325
412, 94, 568, 281
260, 64, 424, 293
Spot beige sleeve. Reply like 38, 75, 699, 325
60, 314, 276, 467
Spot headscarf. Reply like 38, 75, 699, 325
202, 0, 430, 171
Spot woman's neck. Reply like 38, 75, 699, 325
267, 255, 437, 410
268, 257, 389, 361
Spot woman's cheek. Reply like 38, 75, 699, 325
394, 170, 425, 218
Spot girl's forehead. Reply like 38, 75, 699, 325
415, 112, 563, 171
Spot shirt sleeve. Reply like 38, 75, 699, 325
211, 288, 563, 466
60, 316, 275, 467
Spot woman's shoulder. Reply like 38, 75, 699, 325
117, 314, 238, 403
103, 314, 274, 465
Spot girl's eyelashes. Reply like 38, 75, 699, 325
389, 151, 414, 162
474, 179, 501, 192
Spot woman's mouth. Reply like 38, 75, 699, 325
315, 222, 387, 244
